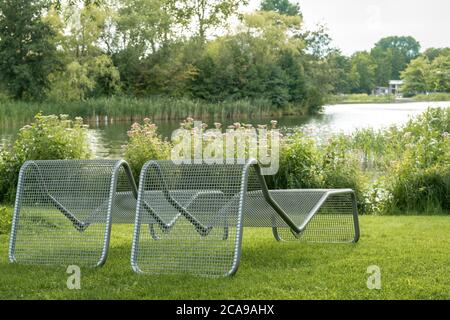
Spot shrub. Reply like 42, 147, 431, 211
320, 135, 366, 210
387, 160, 449, 214
382, 108, 450, 214
124, 118, 171, 181
267, 132, 367, 212
344, 107, 450, 214
267, 133, 323, 189
0, 113, 91, 203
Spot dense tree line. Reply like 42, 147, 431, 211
0, 0, 448, 113
342, 37, 450, 95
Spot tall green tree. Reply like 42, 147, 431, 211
371, 36, 420, 84
0, 0, 61, 100
423, 47, 450, 62
44, 3, 121, 100
177, 0, 247, 39
116, 0, 183, 55
429, 54, 450, 92
190, 10, 327, 112
400, 56, 431, 95
349, 51, 376, 94
326, 51, 352, 94
260, 0, 301, 16
370, 46, 393, 86
302, 25, 334, 59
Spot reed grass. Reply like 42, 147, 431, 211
0, 96, 286, 126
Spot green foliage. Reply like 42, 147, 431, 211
260, 0, 301, 16
177, 0, 247, 39
401, 50, 450, 96
388, 160, 449, 214
326, 52, 352, 94
0, 206, 12, 235
323, 36, 421, 94
190, 33, 300, 107
347, 107, 450, 214
0, 0, 333, 113
370, 36, 421, 83
0, 114, 91, 203
320, 135, 365, 196
48, 61, 96, 101
423, 47, 450, 62
0, 0, 61, 100
384, 108, 450, 213
266, 133, 322, 189
429, 54, 450, 92
88, 55, 122, 96
349, 52, 376, 94
268, 107, 450, 215
267, 132, 366, 211
2, 0, 432, 110
401, 56, 431, 95
46, 4, 121, 101
116, 0, 182, 55
0, 0, 439, 105
330, 36, 421, 93
189, 11, 327, 112
124, 118, 171, 180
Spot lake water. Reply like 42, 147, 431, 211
1, 101, 449, 158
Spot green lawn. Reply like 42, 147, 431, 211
0, 216, 449, 300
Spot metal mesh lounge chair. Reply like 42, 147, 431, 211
131, 158, 359, 278
9, 158, 359, 276
8, 160, 138, 267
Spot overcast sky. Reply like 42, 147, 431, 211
245, 0, 450, 55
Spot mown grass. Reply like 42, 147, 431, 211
0, 215, 448, 300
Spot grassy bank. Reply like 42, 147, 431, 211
328, 92, 450, 105
328, 94, 396, 104
0, 96, 302, 125
412, 93, 450, 102
0, 214, 448, 299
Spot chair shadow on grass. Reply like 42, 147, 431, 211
240, 228, 360, 271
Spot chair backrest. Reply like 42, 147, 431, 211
9, 159, 137, 267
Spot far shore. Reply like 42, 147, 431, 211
327, 93, 450, 105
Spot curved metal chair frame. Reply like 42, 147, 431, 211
8, 160, 138, 267
131, 159, 359, 277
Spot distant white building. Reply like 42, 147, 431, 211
373, 86, 389, 96
389, 80, 403, 96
